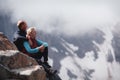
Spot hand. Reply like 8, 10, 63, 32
38, 45, 45, 52
26, 35, 31, 40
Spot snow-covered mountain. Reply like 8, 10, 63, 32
0, 15, 120, 80
41, 26, 120, 80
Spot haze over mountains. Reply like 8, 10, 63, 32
1, 0, 120, 80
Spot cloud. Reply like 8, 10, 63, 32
0, 0, 119, 36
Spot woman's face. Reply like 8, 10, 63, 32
29, 30, 36, 39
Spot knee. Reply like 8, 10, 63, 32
45, 47, 48, 50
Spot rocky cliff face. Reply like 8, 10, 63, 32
0, 32, 46, 80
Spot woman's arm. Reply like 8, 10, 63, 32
37, 39, 48, 47
23, 41, 39, 53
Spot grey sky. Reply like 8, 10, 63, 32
0, 0, 120, 36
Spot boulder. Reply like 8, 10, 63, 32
0, 32, 17, 50
0, 32, 46, 80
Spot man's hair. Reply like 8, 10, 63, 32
17, 20, 26, 29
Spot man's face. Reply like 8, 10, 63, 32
21, 23, 27, 31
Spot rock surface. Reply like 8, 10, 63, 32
0, 32, 46, 80
0, 32, 17, 50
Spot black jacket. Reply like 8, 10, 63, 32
13, 30, 27, 51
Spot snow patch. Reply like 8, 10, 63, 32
65, 52, 69, 55
61, 39, 79, 56
0, 32, 3, 34
62, 39, 79, 52
0, 50, 19, 56
59, 56, 84, 80
12, 65, 43, 76
51, 47, 59, 53
48, 57, 53, 66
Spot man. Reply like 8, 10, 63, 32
13, 20, 28, 51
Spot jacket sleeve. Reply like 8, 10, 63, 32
23, 41, 39, 53
37, 39, 48, 47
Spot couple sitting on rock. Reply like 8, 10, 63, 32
13, 20, 56, 75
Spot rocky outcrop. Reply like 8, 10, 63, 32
0, 32, 17, 50
0, 32, 46, 80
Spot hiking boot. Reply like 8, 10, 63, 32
48, 69, 57, 75
43, 62, 51, 68
36, 59, 43, 65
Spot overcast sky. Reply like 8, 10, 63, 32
0, 0, 120, 36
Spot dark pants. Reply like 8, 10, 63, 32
30, 47, 48, 62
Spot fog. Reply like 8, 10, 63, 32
0, 0, 120, 36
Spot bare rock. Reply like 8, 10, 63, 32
0, 32, 17, 50
0, 32, 46, 80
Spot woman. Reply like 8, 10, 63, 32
22, 27, 51, 68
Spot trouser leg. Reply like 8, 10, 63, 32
30, 47, 48, 62
43, 47, 48, 62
